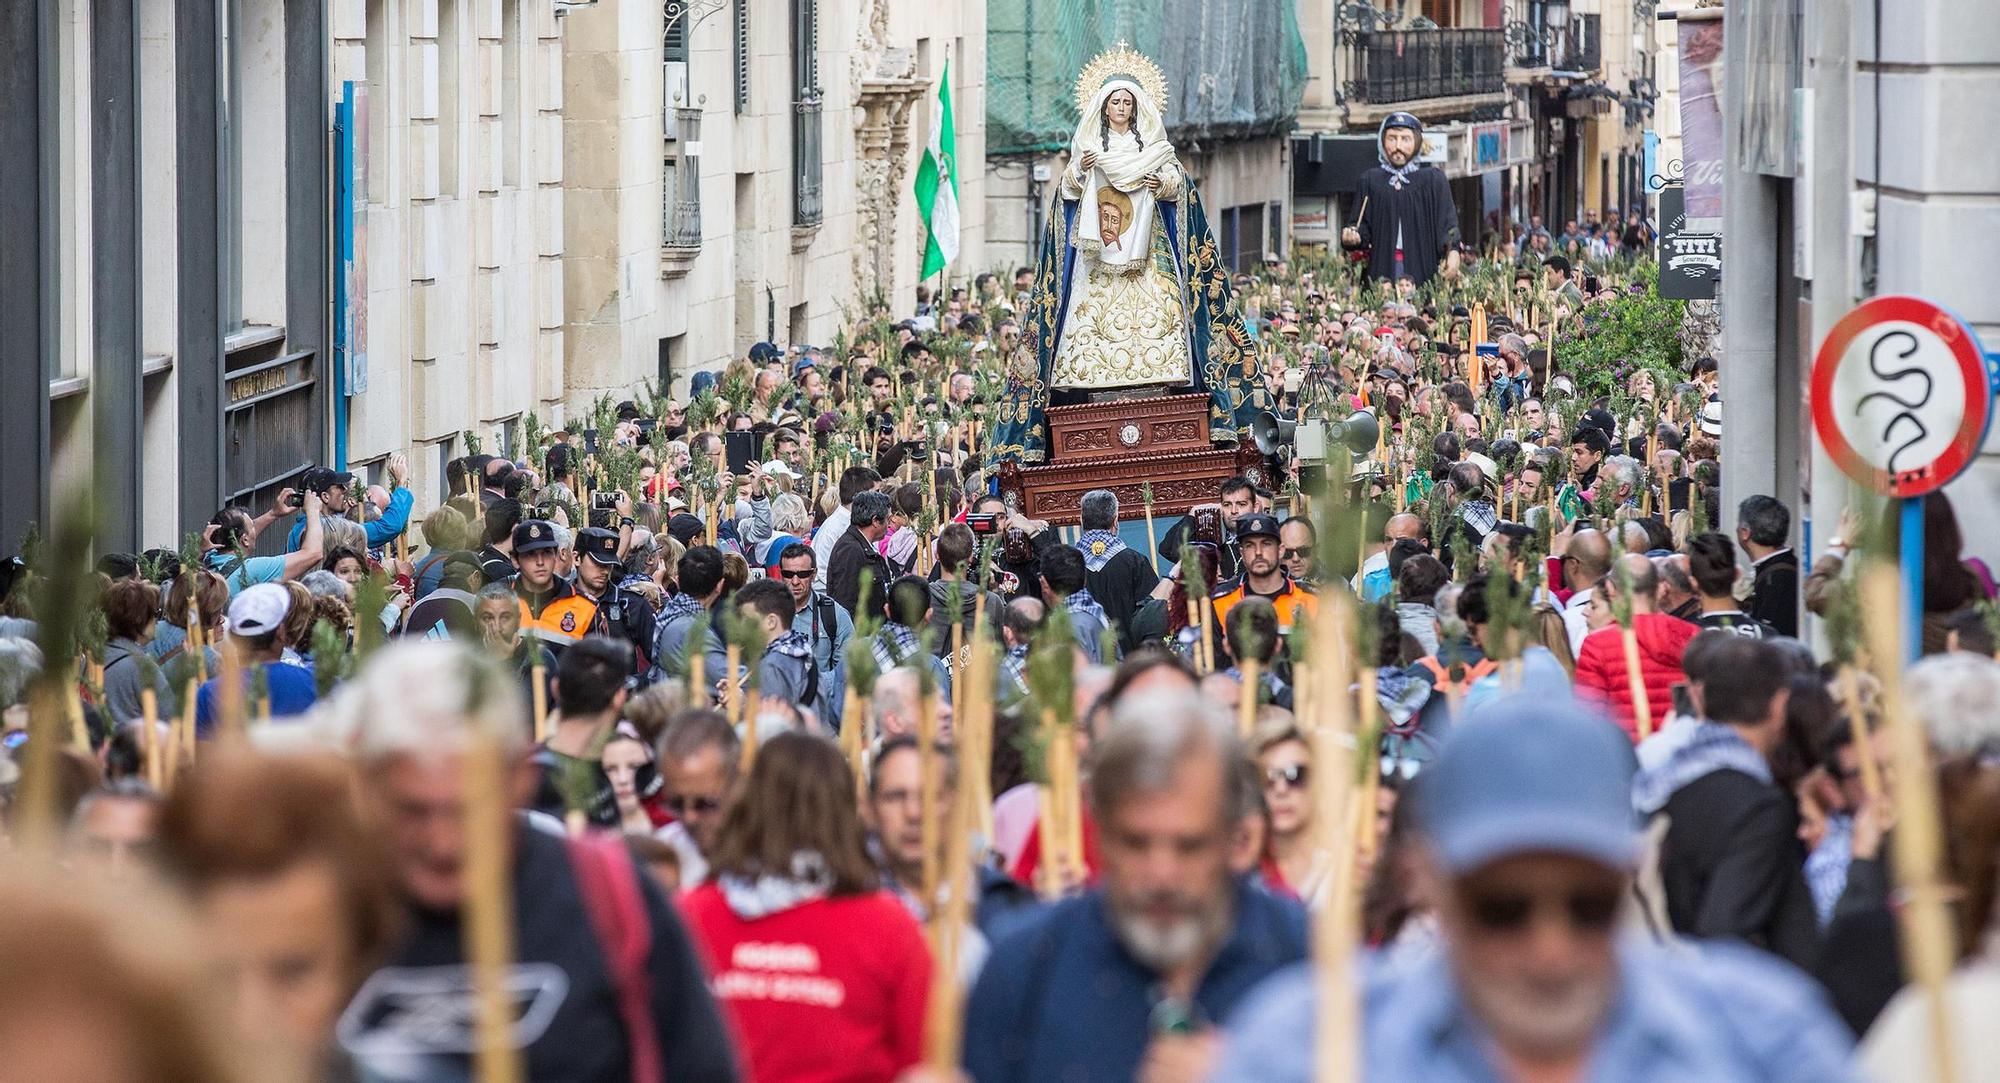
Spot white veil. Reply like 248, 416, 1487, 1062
1069, 78, 1178, 270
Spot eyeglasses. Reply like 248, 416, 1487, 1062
778, 568, 815, 580
1281, 547, 1312, 561
1263, 763, 1309, 792
1462, 886, 1623, 936
665, 794, 723, 815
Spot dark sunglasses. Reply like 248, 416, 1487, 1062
778, 568, 815, 579
1464, 887, 1622, 936
1280, 546, 1312, 561
665, 794, 722, 815
1263, 763, 1309, 791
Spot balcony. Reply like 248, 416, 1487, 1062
1344, 29, 1506, 107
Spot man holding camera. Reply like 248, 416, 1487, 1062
284, 452, 413, 553
201, 488, 326, 595
1158, 477, 1259, 584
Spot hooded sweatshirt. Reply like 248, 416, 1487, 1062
681, 869, 931, 1083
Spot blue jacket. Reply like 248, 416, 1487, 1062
286, 486, 414, 552
1211, 939, 1860, 1083
962, 878, 1307, 1083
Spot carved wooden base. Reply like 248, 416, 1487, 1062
1046, 392, 1214, 463
996, 440, 1265, 526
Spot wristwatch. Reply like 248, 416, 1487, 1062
1824, 537, 1849, 557
620, 516, 637, 528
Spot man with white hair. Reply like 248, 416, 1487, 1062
1075, 489, 1159, 653
1905, 652, 2000, 761
964, 690, 1307, 1083
867, 665, 952, 744
322, 641, 739, 1081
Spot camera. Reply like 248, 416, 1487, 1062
285, 491, 305, 510
1001, 527, 1034, 565
966, 513, 1001, 536
593, 491, 621, 511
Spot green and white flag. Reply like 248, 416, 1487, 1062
915, 60, 959, 280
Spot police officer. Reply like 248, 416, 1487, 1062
511, 519, 598, 657
573, 526, 658, 675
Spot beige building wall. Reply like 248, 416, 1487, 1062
336, 0, 569, 506
562, 0, 986, 403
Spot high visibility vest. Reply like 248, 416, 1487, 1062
518, 592, 599, 649
1210, 576, 1320, 636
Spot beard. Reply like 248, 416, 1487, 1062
1107, 886, 1229, 972
1456, 963, 1615, 1057
1385, 148, 1412, 168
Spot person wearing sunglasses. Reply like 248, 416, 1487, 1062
655, 708, 743, 890
1212, 696, 1861, 1083
1250, 723, 1325, 906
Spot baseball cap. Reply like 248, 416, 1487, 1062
1235, 513, 1282, 542
1579, 407, 1617, 438
748, 341, 781, 364
760, 459, 801, 481
227, 582, 291, 636
513, 519, 560, 554
299, 466, 352, 495
1416, 697, 1640, 875
577, 527, 621, 566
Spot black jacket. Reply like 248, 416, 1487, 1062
1344, 163, 1460, 287
827, 525, 891, 623
1082, 544, 1160, 652
351, 821, 739, 1082
1658, 768, 1819, 970
1747, 549, 1799, 638
1157, 516, 1241, 585
578, 581, 659, 670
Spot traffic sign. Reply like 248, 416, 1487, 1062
1810, 294, 2000, 498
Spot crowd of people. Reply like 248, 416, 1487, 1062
1, 233, 1998, 1083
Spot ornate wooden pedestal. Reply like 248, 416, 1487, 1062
996, 393, 1264, 526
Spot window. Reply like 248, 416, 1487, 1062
732, 0, 749, 114
501, 0, 522, 188
662, 106, 704, 248
659, 335, 683, 392
1266, 201, 1285, 262
664, 0, 688, 62
438, 0, 461, 197
791, 0, 822, 226
436, 436, 458, 503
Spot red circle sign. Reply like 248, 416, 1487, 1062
1811, 295, 1996, 498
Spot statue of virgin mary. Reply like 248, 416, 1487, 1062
989, 45, 1267, 465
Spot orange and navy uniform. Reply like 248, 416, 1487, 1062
515, 578, 599, 653
1210, 573, 1320, 636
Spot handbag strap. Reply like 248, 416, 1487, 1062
566, 833, 664, 1083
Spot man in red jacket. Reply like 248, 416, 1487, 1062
1573, 553, 1697, 741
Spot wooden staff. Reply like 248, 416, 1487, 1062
14, 680, 68, 852
1354, 668, 1381, 863
843, 685, 868, 811
178, 676, 199, 765
217, 636, 246, 746
187, 600, 209, 683
530, 654, 549, 743
919, 686, 942, 909
462, 728, 525, 1083
1310, 593, 1359, 1083
1144, 500, 1159, 569
139, 687, 162, 791
923, 674, 979, 1073
1839, 664, 1883, 799
688, 650, 707, 711
1237, 658, 1261, 738
726, 643, 746, 754
1860, 566, 1961, 1083
1620, 625, 1652, 740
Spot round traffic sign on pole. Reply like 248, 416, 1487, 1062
1810, 294, 2000, 498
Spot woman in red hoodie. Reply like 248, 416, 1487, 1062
1572, 553, 1698, 740
681, 732, 932, 1082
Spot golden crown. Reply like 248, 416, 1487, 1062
1073, 42, 1169, 117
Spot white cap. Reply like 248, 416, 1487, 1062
227, 582, 291, 636
760, 459, 801, 480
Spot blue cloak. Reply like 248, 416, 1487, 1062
989, 180, 1269, 465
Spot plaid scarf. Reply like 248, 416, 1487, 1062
653, 592, 708, 635
1077, 530, 1128, 572
769, 628, 813, 660
872, 622, 924, 670
1381, 159, 1420, 190
1066, 589, 1109, 626
1001, 644, 1030, 697
1632, 720, 1772, 815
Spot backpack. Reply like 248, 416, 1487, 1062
563, 833, 663, 1083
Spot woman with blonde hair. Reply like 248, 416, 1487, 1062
1252, 720, 1330, 905
1533, 602, 1577, 676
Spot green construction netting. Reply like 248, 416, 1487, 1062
987, 0, 1308, 157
